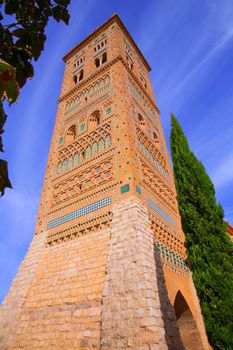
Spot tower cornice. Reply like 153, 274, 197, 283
63, 14, 151, 72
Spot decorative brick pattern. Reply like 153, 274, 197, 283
46, 210, 113, 246
147, 198, 177, 227
48, 196, 111, 229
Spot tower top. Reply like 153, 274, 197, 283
63, 14, 151, 71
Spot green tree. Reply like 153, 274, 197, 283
170, 114, 233, 350
0, 0, 71, 195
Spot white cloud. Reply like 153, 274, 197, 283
173, 30, 233, 96
151, 0, 233, 108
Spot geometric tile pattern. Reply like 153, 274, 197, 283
48, 197, 111, 229
147, 198, 177, 227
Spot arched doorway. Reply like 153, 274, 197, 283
174, 291, 204, 350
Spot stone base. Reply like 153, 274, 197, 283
0, 197, 208, 349
101, 197, 183, 349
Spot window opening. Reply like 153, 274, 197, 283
102, 52, 107, 64
79, 69, 83, 81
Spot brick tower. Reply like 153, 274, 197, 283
0, 15, 210, 349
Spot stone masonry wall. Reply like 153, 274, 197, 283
101, 197, 184, 350
0, 229, 111, 349
0, 232, 46, 349
0, 197, 186, 349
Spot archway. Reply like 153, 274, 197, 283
89, 110, 101, 130
174, 291, 204, 350
66, 125, 76, 144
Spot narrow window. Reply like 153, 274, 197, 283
138, 113, 145, 128
89, 110, 101, 129
102, 52, 107, 64
95, 57, 100, 68
66, 125, 76, 143
73, 75, 77, 84
79, 69, 83, 81
153, 132, 159, 146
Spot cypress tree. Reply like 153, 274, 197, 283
170, 114, 233, 350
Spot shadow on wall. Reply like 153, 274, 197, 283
153, 246, 185, 350
174, 291, 204, 350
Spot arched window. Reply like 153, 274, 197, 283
102, 52, 107, 64
79, 69, 83, 81
73, 75, 77, 84
138, 113, 145, 130
66, 125, 76, 143
153, 131, 159, 147
95, 57, 100, 68
89, 110, 101, 130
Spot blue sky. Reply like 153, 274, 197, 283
1, 0, 233, 303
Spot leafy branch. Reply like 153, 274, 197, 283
0, 0, 71, 196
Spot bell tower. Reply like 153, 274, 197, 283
0, 15, 210, 349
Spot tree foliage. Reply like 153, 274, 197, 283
170, 114, 233, 350
0, 0, 70, 196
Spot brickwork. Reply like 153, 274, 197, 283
0, 14, 210, 350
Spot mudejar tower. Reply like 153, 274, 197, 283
0, 15, 210, 350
